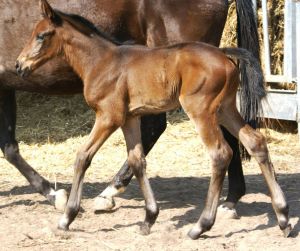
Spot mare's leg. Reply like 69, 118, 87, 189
186, 112, 233, 239
94, 113, 166, 211
0, 89, 67, 210
221, 108, 292, 237
122, 116, 159, 235
58, 115, 117, 230
219, 127, 245, 217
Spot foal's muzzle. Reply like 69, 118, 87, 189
15, 60, 31, 78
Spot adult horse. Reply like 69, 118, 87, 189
1, 0, 258, 212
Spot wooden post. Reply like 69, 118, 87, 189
296, 1, 300, 139
261, 0, 271, 76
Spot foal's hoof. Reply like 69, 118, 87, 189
281, 224, 292, 238
218, 204, 239, 219
94, 196, 115, 212
187, 227, 203, 240
140, 223, 151, 235
58, 217, 70, 231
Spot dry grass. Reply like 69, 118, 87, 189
221, 0, 285, 76
221, 0, 292, 90
16, 94, 94, 144
0, 91, 299, 188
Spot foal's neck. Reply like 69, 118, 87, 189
60, 26, 116, 80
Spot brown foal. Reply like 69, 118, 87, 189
16, 0, 291, 239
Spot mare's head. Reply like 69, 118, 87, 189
16, 0, 63, 77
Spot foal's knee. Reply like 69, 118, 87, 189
210, 143, 233, 172
74, 151, 91, 171
246, 131, 268, 162
127, 148, 146, 177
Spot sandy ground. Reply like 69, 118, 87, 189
0, 94, 300, 250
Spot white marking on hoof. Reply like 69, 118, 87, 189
187, 226, 202, 240
50, 189, 68, 212
218, 204, 239, 219
100, 186, 124, 197
94, 195, 115, 211
282, 224, 292, 238
49, 188, 56, 196
58, 214, 69, 231
94, 186, 123, 211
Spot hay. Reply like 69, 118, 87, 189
1, 95, 299, 187
221, 0, 285, 81
16, 93, 94, 144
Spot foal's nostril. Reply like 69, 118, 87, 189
15, 60, 26, 77
15, 60, 20, 70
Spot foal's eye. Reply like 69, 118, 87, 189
36, 34, 45, 42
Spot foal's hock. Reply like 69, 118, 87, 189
16, 0, 291, 239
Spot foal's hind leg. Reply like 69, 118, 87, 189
181, 106, 233, 239
122, 117, 159, 235
219, 127, 245, 219
221, 108, 292, 237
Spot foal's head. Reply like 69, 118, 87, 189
16, 0, 63, 77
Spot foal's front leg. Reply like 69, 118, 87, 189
122, 117, 159, 235
58, 114, 117, 230
94, 113, 167, 211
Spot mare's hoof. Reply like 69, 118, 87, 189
282, 224, 292, 238
54, 189, 68, 212
94, 196, 115, 212
140, 223, 151, 235
218, 204, 239, 219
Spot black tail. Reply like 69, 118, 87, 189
235, 0, 262, 126
222, 47, 266, 124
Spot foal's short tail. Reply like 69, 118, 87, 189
221, 47, 266, 125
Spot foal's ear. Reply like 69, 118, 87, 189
40, 0, 57, 23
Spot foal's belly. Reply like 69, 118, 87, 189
128, 99, 180, 115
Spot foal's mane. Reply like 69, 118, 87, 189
54, 10, 120, 45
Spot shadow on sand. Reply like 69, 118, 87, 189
1, 173, 299, 237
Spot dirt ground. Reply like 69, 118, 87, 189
0, 94, 300, 251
